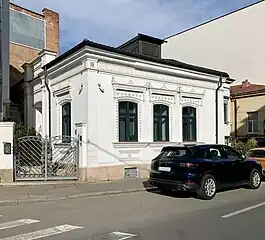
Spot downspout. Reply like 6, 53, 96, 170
234, 98, 237, 139
44, 66, 51, 138
215, 75, 223, 144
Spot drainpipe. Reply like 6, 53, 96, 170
215, 75, 223, 144
44, 66, 51, 138
234, 98, 237, 139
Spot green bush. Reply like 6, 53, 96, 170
13, 122, 38, 142
231, 138, 258, 155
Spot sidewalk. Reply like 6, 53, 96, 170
0, 178, 154, 206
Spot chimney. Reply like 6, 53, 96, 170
242, 79, 250, 88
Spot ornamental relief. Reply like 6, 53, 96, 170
180, 96, 201, 106
151, 94, 175, 104
98, 62, 217, 89
114, 98, 143, 142
55, 92, 72, 105
114, 90, 144, 102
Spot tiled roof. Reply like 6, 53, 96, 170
230, 82, 265, 95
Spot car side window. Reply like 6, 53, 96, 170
222, 146, 241, 161
206, 147, 223, 161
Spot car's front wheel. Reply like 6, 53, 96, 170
197, 174, 217, 200
248, 169, 262, 189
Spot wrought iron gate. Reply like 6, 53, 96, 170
14, 135, 79, 181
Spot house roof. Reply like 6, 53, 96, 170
165, 0, 263, 39
44, 39, 229, 78
230, 80, 265, 97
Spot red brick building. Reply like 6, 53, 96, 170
9, 3, 59, 122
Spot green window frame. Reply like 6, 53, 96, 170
153, 104, 169, 141
224, 96, 229, 124
62, 102, 71, 142
182, 106, 197, 142
119, 101, 138, 142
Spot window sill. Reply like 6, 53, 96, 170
113, 141, 183, 148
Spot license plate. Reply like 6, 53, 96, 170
158, 166, 171, 172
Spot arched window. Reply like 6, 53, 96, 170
153, 104, 169, 141
62, 102, 71, 140
119, 101, 138, 142
182, 106, 197, 142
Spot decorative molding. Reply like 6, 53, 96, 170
53, 85, 72, 106
99, 62, 218, 90
115, 90, 144, 102
151, 94, 175, 105
112, 80, 146, 93
113, 142, 149, 148
53, 85, 72, 136
114, 91, 144, 141
180, 96, 202, 107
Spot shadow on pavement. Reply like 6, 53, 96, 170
141, 180, 255, 200
142, 180, 196, 198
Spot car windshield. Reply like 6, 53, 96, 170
155, 147, 193, 160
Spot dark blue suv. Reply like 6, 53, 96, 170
149, 144, 263, 200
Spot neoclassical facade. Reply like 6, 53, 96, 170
24, 39, 233, 182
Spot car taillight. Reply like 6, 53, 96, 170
179, 163, 199, 168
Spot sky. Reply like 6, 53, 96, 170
11, 0, 261, 54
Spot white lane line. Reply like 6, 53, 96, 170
0, 219, 39, 230
0, 224, 83, 240
222, 201, 265, 219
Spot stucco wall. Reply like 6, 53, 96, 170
231, 94, 265, 136
162, 1, 265, 85
27, 48, 232, 181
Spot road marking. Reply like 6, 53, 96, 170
222, 201, 265, 219
0, 224, 83, 240
0, 219, 39, 230
109, 231, 138, 240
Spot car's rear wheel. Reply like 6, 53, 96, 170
248, 169, 261, 189
197, 174, 217, 200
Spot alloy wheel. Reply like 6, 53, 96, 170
204, 178, 216, 197
252, 171, 261, 188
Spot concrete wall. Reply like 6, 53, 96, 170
162, 1, 265, 85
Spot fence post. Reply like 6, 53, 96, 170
44, 135, 48, 181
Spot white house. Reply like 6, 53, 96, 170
162, 1, 265, 85
23, 35, 234, 182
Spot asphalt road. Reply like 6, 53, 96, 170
1, 183, 265, 240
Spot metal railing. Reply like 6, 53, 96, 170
14, 135, 79, 181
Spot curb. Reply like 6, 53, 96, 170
0, 187, 156, 207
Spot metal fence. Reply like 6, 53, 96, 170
13, 135, 79, 181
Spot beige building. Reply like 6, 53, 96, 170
161, 1, 265, 85
230, 80, 265, 146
